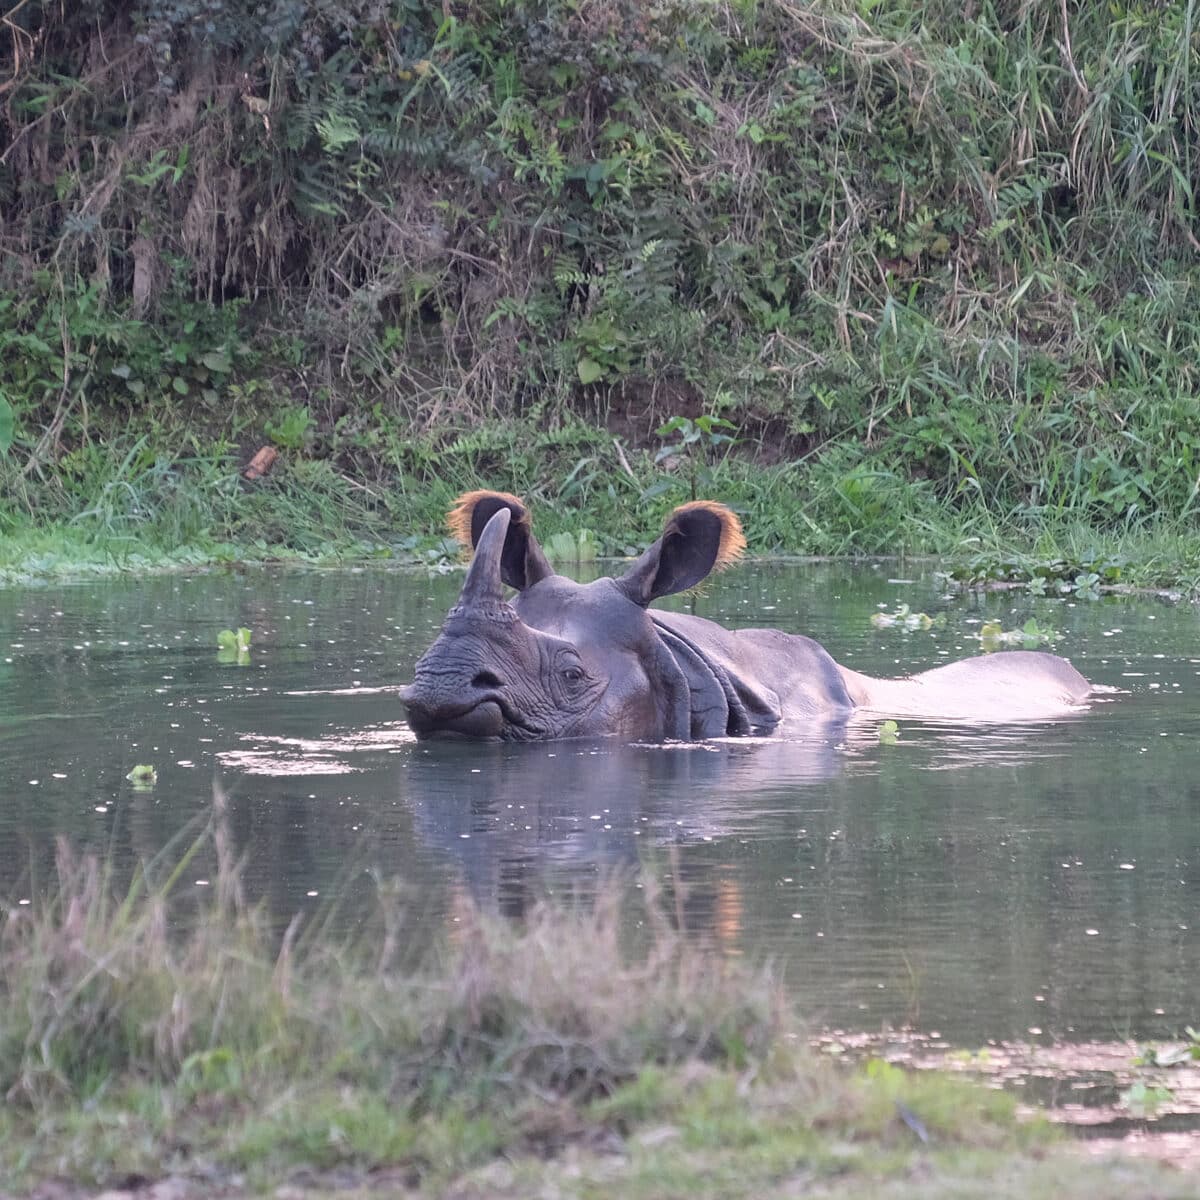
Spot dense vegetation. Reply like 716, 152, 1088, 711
2, 0, 1200, 580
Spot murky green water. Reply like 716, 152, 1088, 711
2, 562, 1198, 1053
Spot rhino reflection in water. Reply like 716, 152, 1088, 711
399, 491, 1092, 741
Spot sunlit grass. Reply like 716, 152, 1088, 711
6, 429, 1200, 598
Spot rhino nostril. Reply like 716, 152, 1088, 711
471, 670, 503, 690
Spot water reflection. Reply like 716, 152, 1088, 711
398, 729, 851, 913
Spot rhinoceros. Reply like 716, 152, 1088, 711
399, 490, 1092, 741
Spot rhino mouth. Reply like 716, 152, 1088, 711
413, 700, 504, 740
402, 692, 545, 741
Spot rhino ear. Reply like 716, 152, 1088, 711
447, 490, 554, 591
617, 501, 745, 606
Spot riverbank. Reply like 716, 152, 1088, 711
0, 819, 1192, 1200
4, 2, 1200, 596
4, 441, 1200, 601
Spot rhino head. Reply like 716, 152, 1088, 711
399, 490, 746, 741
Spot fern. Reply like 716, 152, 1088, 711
552, 254, 588, 293
363, 127, 446, 165
291, 163, 347, 218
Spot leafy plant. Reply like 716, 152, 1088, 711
125, 764, 157, 790
979, 619, 1058, 650
1134, 1027, 1200, 1069
264, 407, 314, 451
4, 0, 1200, 581
543, 529, 598, 564
870, 604, 939, 631
878, 720, 901, 745
1118, 1080, 1174, 1118
650, 416, 739, 502
217, 627, 252, 665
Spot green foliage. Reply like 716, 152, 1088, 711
2, 0, 1200, 565
0, 271, 248, 517
264, 406, 314, 451
1119, 1080, 1175, 1118
124, 764, 158, 791
0, 396, 12, 456
650, 415, 740, 503
946, 548, 1133, 594
543, 528, 598, 564
217, 627, 252, 665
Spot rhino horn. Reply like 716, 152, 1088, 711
457, 505, 511, 609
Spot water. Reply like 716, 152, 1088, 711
2, 562, 1198, 1058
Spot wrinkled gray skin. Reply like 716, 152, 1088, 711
400, 499, 1092, 741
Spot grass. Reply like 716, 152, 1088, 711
5, 418, 1200, 597
0, 802, 1194, 1198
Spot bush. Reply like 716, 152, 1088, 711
3, 0, 1199, 542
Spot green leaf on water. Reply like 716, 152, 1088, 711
217, 627, 252, 652
871, 605, 936, 631
1120, 1080, 1173, 1118
981, 619, 1057, 649
126, 764, 157, 789
217, 627, 252, 665
878, 720, 900, 745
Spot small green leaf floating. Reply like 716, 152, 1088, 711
979, 619, 1057, 650
878, 720, 900, 745
870, 604, 938, 631
1135, 1025, 1200, 1068
217, 627, 252, 665
1120, 1080, 1174, 1118
126, 764, 157, 790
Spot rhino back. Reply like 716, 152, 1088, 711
651, 609, 856, 726
840, 649, 1092, 722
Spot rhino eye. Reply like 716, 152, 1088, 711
560, 665, 585, 684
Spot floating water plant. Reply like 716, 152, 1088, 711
1120, 1080, 1174, 1118
870, 604, 939, 631
979, 619, 1057, 649
217, 627, 252, 665
125, 764, 157, 790
1136, 1027, 1200, 1068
